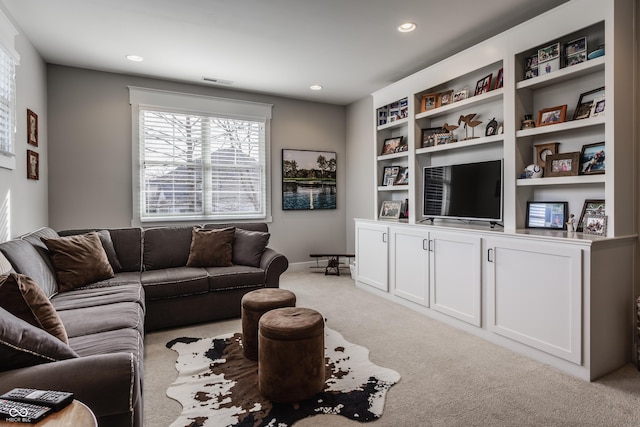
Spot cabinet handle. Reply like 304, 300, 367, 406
422, 239, 428, 251
487, 248, 494, 263
382, 232, 387, 243
428, 239, 434, 252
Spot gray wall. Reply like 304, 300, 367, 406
47, 65, 346, 264
0, 5, 48, 240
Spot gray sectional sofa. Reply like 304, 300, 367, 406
0, 223, 288, 427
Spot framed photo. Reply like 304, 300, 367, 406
380, 136, 403, 155
438, 90, 454, 107
565, 37, 586, 56
435, 133, 452, 146
282, 149, 336, 210
452, 88, 468, 103
544, 152, 580, 177
379, 200, 402, 220
534, 142, 560, 169
591, 96, 605, 117
474, 73, 492, 96
538, 42, 560, 63
577, 199, 605, 232
393, 167, 409, 185
583, 214, 607, 236
382, 166, 400, 186
27, 149, 39, 180
537, 105, 567, 127
525, 201, 568, 230
573, 87, 604, 120
421, 93, 438, 112
27, 109, 38, 147
524, 54, 538, 80
539, 58, 560, 75
421, 127, 446, 148
579, 142, 605, 174
494, 68, 504, 89
566, 52, 587, 67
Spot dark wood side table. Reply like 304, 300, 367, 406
0, 400, 97, 427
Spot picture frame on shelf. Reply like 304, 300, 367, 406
524, 54, 538, 80
473, 73, 492, 96
435, 133, 452, 146
395, 140, 408, 152
534, 142, 560, 169
393, 167, 409, 185
579, 142, 605, 174
452, 88, 468, 103
582, 214, 607, 235
438, 90, 454, 107
382, 166, 400, 186
538, 42, 560, 63
380, 136, 403, 155
421, 93, 438, 112
565, 36, 586, 67
379, 200, 402, 220
27, 150, 39, 180
421, 127, 446, 148
539, 58, 560, 75
27, 109, 38, 147
566, 52, 587, 67
494, 68, 504, 89
525, 201, 568, 230
573, 87, 605, 120
591, 96, 605, 117
537, 104, 567, 127
577, 199, 605, 232
544, 152, 580, 177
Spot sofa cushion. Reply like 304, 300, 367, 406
143, 226, 193, 270
0, 307, 78, 372
57, 301, 144, 339
205, 265, 266, 291
0, 273, 68, 343
52, 281, 144, 312
0, 239, 58, 298
232, 228, 270, 267
186, 227, 235, 268
141, 267, 209, 300
42, 232, 115, 292
0, 251, 12, 275
69, 328, 142, 362
96, 230, 123, 272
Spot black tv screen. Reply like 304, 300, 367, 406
423, 159, 503, 223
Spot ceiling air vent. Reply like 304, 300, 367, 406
203, 77, 233, 85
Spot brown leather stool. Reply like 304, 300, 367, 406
241, 288, 296, 360
258, 307, 325, 402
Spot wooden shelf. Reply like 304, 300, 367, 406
415, 88, 503, 120
516, 57, 605, 90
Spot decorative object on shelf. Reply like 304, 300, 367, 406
485, 118, 498, 136
565, 37, 587, 67
282, 149, 337, 210
573, 86, 605, 120
534, 142, 560, 169
521, 164, 543, 179
403, 198, 409, 219
380, 136, 403, 155
473, 73, 492, 96
521, 114, 536, 130
544, 151, 580, 177
494, 68, 504, 89
577, 199, 605, 232
26, 149, 39, 180
27, 109, 38, 147
525, 201, 568, 230
387, 101, 400, 123
538, 42, 560, 75
438, 90, 453, 107
421, 127, 446, 148
421, 93, 438, 112
591, 96, 605, 117
583, 214, 607, 235
377, 109, 388, 126
382, 166, 400, 186
435, 133, 452, 145
536, 104, 567, 127
379, 200, 402, 220
452, 88, 468, 103
579, 142, 605, 174
587, 44, 605, 60
458, 113, 482, 140
524, 54, 538, 79
566, 214, 575, 232
399, 98, 409, 119
394, 167, 409, 185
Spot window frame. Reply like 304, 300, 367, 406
0, 10, 20, 171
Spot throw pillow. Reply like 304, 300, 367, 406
0, 251, 11, 275
42, 232, 115, 292
96, 230, 123, 272
0, 307, 78, 372
186, 227, 235, 268
0, 273, 68, 344
233, 228, 270, 267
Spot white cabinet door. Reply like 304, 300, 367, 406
429, 232, 482, 326
486, 237, 582, 364
390, 226, 429, 306
355, 222, 388, 291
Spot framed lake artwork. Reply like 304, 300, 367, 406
282, 149, 337, 210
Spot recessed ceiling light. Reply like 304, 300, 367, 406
310, 85, 323, 91
126, 54, 144, 62
398, 22, 416, 33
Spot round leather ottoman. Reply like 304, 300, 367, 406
258, 307, 325, 403
241, 288, 296, 360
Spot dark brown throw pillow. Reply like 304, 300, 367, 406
96, 230, 123, 272
0, 307, 78, 372
233, 228, 270, 267
0, 273, 68, 344
42, 232, 115, 292
186, 227, 235, 267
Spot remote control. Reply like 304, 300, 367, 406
0, 399, 51, 423
0, 388, 74, 412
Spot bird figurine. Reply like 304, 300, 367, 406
442, 122, 459, 142
458, 113, 482, 139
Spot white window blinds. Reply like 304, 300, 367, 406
0, 10, 18, 170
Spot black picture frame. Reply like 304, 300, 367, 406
573, 86, 605, 120
525, 201, 568, 230
421, 127, 446, 148
380, 136, 403, 155
577, 199, 605, 232
579, 142, 605, 175
394, 167, 409, 185
382, 166, 400, 186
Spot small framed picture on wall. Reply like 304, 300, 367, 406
27, 150, 39, 180
27, 109, 38, 147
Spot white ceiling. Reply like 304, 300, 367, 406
2, 0, 569, 105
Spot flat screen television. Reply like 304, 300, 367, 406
422, 159, 503, 224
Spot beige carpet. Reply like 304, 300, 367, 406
144, 271, 640, 426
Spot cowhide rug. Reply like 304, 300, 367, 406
166, 326, 400, 427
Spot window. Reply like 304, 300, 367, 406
0, 11, 19, 171
129, 87, 272, 223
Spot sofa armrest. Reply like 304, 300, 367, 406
260, 247, 288, 288
0, 353, 140, 420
